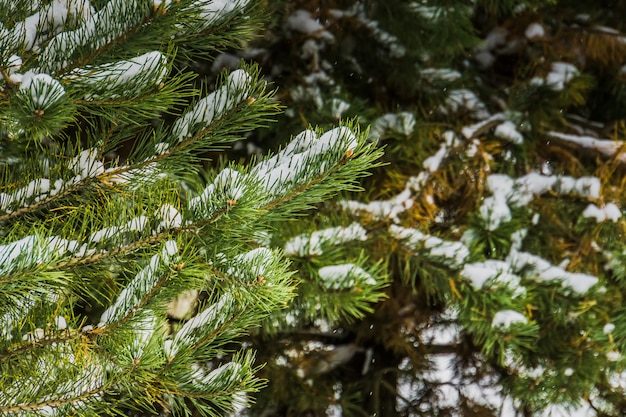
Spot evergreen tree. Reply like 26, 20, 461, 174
218, 1, 626, 416
0, 1, 382, 416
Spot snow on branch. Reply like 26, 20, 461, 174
478, 173, 601, 231
389, 225, 470, 269
165, 292, 236, 359
284, 222, 368, 257
508, 250, 599, 294
461, 260, 522, 293
189, 126, 360, 220
368, 111, 416, 141
582, 203, 621, 223
317, 263, 377, 290
530, 62, 579, 91
0, 235, 80, 276
222, 247, 277, 282
548, 131, 626, 162
99, 240, 179, 326
39, 0, 149, 73
0, 350, 106, 416
172, 69, 253, 142
492, 310, 528, 328
2, 0, 93, 53
17, 71, 66, 110
340, 130, 461, 223
250, 126, 358, 197
189, 361, 244, 391
188, 167, 247, 219
67, 51, 168, 100
70, 148, 105, 179
193, 0, 251, 26
0, 147, 106, 213
1, 177, 60, 214
339, 186, 414, 223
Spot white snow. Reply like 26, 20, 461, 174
287, 10, 331, 39
199, 362, 243, 386
508, 250, 598, 294
529, 64, 577, 90
340, 188, 414, 223
68, 51, 168, 99
250, 127, 358, 197
479, 195, 512, 231
70, 148, 104, 179
461, 113, 505, 139
525, 23, 545, 40
492, 310, 527, 328
478, 172, 602, 230
540, 62, 579, 90
441, 89, 490, 119
54, 316, 67, 330
155, 142, 170, 155
572, 176, 600, 199
284, 223, 368, 257
168, 293, 235, 357
604, 323, 616, 334
9, 0, 92, 52
189, 167, 245, 217
369, 112, 416, 141
494, 121, 524, 144
423, 144, 447, 172
155, 204, 182, 230
583, 203, 621, 222
129, 313, 156, 358
227, 247, 274, 279
8, 178, 53, 208
329, 98, 350, 120
194, 0, 251, 26
100, 241, 178, 326
0, 235, 82, 277
127, 215, 148, 232
317, 264, 376, 289
338, 4, 405, 57
7, 55, 22, 74
547, 131, 626, 162
172, 69, 252, 142
163, 240, 178, 257
39, 0, 147, 73
389, 225, 470, 268
153, 0, 171, 8
89, 226, 120, 243
461, 260, 521, 291
19, 71, 66, 108
88, 215, 148, 243
421, 68, 462, 82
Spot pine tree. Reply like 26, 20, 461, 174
0, 1, 382, 416
217, 1, 626, 416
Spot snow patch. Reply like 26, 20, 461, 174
19, 71, 66, 108
582, 203, 621, 223
172, 69, 252, 142
318, 264, 377, 290
525, 23, 545, 40
285, 223, 368, 257
494, 121, 524, 144
492, 310, 527, 328
389, 225, 469, 269
68, 51, 168, 99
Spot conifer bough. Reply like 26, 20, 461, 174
0, 1, 381, 415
